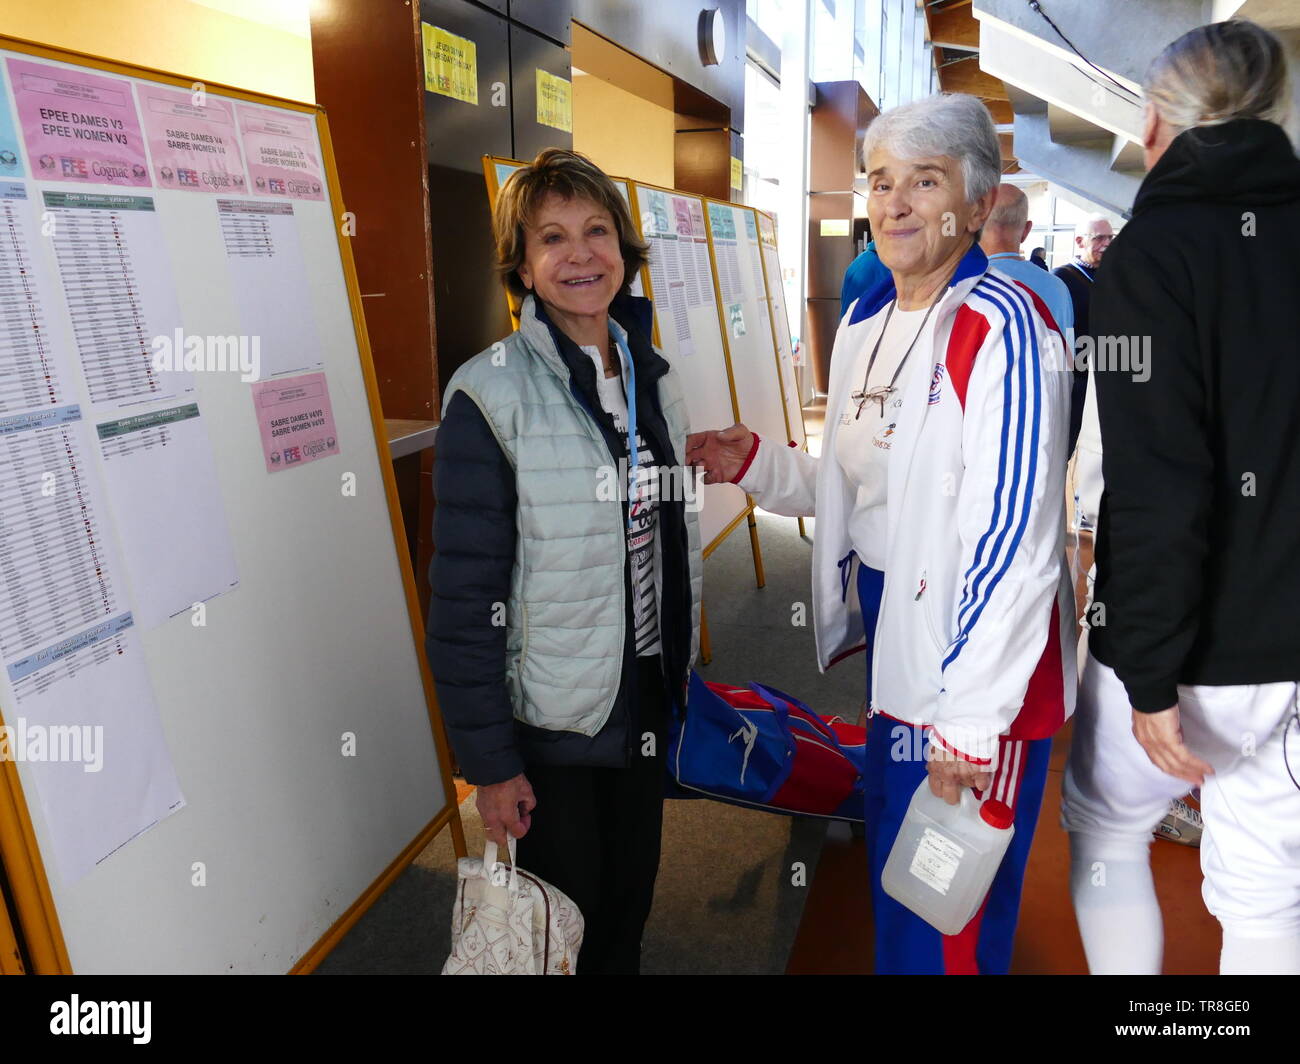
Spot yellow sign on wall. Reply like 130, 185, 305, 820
730, 156, 743, 191
820, 218, 850, 237
422, 23, 478, 105
536, 70, 572, 132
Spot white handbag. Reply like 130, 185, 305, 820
441, 837, 584, 975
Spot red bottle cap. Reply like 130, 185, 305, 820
980, 799, 1014, 830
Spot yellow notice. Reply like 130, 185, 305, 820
730, 156, 743, 191
820, 218, 850, 237
423, 23, 478, 105
536, 70, 572, 132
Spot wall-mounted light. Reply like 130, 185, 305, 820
698, 8, 726, 67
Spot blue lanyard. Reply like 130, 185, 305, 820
608, 319, 638, 529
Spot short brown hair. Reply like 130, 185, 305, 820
493, 148, 649, 301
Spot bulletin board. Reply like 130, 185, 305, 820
755, 209, 807, 451
703, 198, 795, 454
0, 35, 462, 974
626, 181, 750, 553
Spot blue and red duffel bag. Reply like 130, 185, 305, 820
666, 671, 867, 822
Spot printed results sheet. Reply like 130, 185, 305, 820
0, 44, 342, 885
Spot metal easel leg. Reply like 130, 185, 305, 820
747, 510, 766, 588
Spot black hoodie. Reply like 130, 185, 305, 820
1089, 118, 1300, 711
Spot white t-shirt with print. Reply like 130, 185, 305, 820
581, 341, 662, 658
833, 305, 930, 571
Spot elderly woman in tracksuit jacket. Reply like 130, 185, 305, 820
689, 93, 1075, 974
426, 149, 701, 976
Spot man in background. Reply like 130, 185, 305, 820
1054, 214, 1113, 457
980, 185, 1074, 352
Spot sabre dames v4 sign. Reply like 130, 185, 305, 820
139, 84, 248, 194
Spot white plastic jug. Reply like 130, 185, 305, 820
881, 780, 1015, 935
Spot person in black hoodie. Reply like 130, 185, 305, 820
1061, 20, 1300, 975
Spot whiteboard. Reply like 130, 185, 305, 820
704, 200, 790, 454
755, 210, 807, 450
630, 183, 748, 550
0, 40, 450, 973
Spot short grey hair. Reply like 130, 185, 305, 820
1079, 213, 1112, 235
862, 93, 1002, 205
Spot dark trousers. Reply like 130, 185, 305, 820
514, 655, 668, 975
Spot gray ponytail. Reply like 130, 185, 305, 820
1144, 20, 1292, 137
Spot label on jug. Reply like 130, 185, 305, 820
909, 828, 964, 895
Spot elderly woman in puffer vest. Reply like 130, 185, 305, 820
426, 149, 702, 976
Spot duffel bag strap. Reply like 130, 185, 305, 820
748, 682, 841, 744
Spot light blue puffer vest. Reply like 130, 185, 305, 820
441, 296, 702, 737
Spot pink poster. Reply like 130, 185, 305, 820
236, 103, 324, 201
252, 373, 340, 472
672, 196, 694, 238
139, 84, 247, 194
688, 199, 708, 239
7, 58, 149, 186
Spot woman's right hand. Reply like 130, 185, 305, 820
475, 773, 537, 846
685, 423, 755, 485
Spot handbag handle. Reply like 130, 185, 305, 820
749, 682, 841, 744
482, 836, 519, 893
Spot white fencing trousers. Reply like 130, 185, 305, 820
1062, 651, 1300, 940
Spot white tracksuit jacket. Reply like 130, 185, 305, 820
739, 245, 1077, 764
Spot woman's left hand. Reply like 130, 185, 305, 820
1131, 704, 1213, 786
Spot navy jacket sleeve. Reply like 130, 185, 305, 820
1091, 235, 1211, 712
426, 391, 524, 785
839, 260, 857, 318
